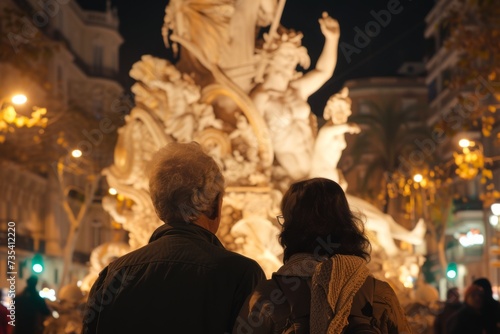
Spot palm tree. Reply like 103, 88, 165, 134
345, 100, 432, 213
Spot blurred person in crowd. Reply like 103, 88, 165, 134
82, 142, 265, 333
434, 287, 462, 334
472, 278, 500, 334
14, 276, 51, 334
446, 284, 486, 334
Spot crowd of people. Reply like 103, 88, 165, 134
7, 141, 500, 333
434, 278, 500, 334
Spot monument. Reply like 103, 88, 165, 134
93, 0, 426, 290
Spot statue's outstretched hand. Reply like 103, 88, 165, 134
347, 123, 361, 134
319, 12, 340, 40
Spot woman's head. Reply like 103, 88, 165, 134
464, 284, 484, 310
278, 177, 371, 262
148, 142, 225, 225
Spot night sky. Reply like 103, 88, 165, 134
78, 0, 434, 113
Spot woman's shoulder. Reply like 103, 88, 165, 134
371, 277, 398, 298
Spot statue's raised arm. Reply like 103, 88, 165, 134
291, 12, 340, 100
250, 12, 340, 180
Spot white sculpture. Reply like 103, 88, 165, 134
231, 216, 283, 278
99, 0, 426, 282
310, 87, 360, 190
251, 12, 340, 180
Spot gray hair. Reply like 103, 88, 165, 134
148, 142, 225, 224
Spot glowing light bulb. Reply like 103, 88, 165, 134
11, 94, 27, 105
458, 139, 471, 148
71, 149, 82, 158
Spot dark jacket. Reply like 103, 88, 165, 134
482, 298, 500, 334
433, 302, 463, 334
82, 222, 266, 334
445, 304, 485, 334
13, 287, 51, 334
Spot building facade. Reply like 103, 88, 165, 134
0, 0, 127, 293
424, 0, 500, 295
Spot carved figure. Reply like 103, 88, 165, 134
251, 12, 340, 180
310, 87, 360, 189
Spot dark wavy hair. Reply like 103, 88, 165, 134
279, 178, 371, 262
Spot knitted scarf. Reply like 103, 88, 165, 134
310, 255, 369, 334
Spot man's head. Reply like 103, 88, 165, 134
473, 277, 493, 300
149, 142, 225, 230
464, 284, 484, 310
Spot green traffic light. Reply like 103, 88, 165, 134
31, 253, 44, 273
446, 262, 458, 279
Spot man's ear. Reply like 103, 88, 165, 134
207, 193, 222, 220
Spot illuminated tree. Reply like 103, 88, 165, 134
442, 0, 500, 138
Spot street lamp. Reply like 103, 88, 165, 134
71, 149, 83, 158
454, 137, 489, 181
0, 93, 48, 142
413, 173, 423, 183
11, 94, 27, 105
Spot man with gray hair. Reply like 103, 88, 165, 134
82, 142, 266, 334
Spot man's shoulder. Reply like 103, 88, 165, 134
217, 248, 264, 272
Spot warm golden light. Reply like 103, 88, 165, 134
413, 174, 423, 183
492, 203, 500, 216
11, 94, 27, 105
108, 188, 118, 195
71, 149, 82, 158
458, 138, 471, 148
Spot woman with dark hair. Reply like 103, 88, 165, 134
278, 177, 370, 263
233, 178, 411, 334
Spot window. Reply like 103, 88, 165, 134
93, 46, 103, 74
401, 98, 417, 110
57, 66, 64, 96
424, 36, 436, 62
359, 102, 371, 115
428, 80, 437, 102
91, 220, 102, 249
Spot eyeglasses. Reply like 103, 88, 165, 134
276, 215, 285, 226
